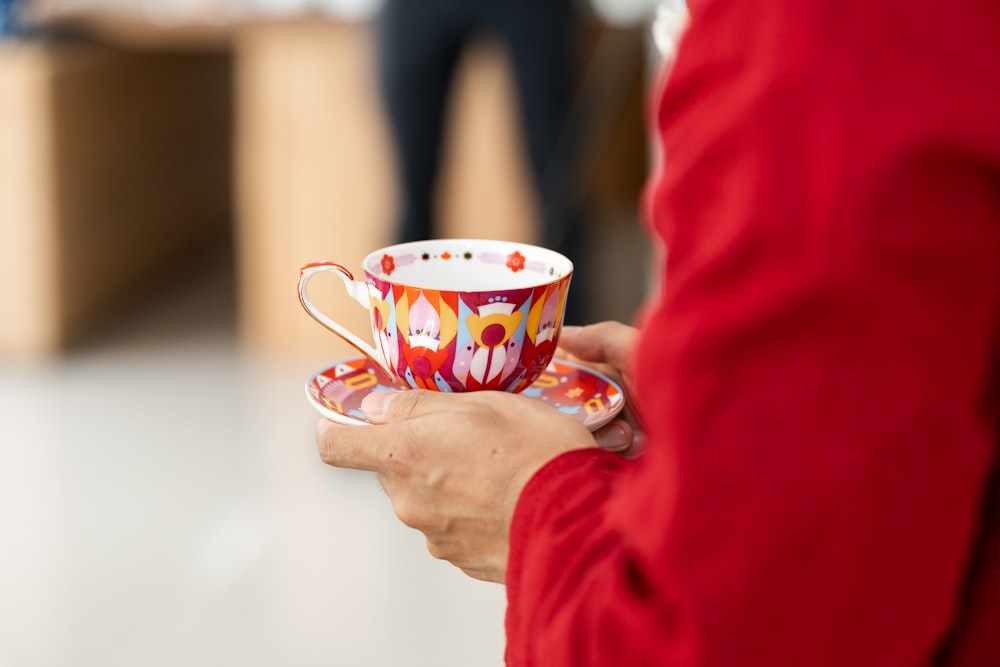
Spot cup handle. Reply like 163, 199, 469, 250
298, 261, 396, 383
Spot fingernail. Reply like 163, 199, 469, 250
632, 431, 646, 450
597, 423, 630, 452
362, 390, 396, 419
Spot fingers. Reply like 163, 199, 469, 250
360, 388, 469, 424
315, 386, 596, 584
592, 418, 634, 453
315, 418, 386, 472
360, 389, 404, 423
592, 418, 647, 457
317, 390, 490, 472
558, 321, 638, 372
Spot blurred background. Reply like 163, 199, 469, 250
0, 0, 662, 664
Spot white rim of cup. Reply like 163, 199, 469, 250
360, 238, 574, 289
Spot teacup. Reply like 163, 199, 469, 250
298, 239, 573, 393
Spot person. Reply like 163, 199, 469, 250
315, 0, 1000, 663
375, 0, 586, 321
376, 0, 579, 247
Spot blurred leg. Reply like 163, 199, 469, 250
497, 0, 585, 321
498, 0, 578, 249
376, 1, 465, 242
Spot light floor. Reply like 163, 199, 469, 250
0, 247, 509, 667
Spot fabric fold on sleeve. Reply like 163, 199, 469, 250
506, 448, 661, 666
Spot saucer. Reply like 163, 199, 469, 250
306, 357, 625, 432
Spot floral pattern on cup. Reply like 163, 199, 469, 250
299, 239, 573, 393
367, 276, 567, 392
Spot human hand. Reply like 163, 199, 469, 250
315, 389, 596, 583
557, 321, 644, 456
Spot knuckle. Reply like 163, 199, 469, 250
425, 537, 450, 561
315, 420, 342, 464
392, 498, 424, 529
389, 389, 429, 419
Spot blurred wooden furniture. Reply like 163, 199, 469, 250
0, 40, 230, 359
1, 11, 648, 362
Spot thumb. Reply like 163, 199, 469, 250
558, 321, 637, 370
360, 389, 440, 424
592, 419, 633, 453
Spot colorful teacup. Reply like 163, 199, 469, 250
298, 239, 573, 393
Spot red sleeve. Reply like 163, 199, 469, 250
505, 0, 1000, 664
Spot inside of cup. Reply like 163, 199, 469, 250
363, 239, 573, 290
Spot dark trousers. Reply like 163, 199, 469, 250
376, 0, 580, 254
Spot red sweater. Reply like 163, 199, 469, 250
505, 0, 1000, 664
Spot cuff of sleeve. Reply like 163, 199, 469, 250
505, 447, 627, 664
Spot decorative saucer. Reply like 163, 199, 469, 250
306, 357, 625, 432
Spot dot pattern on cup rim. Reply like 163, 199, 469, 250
376, 248, 559, 279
